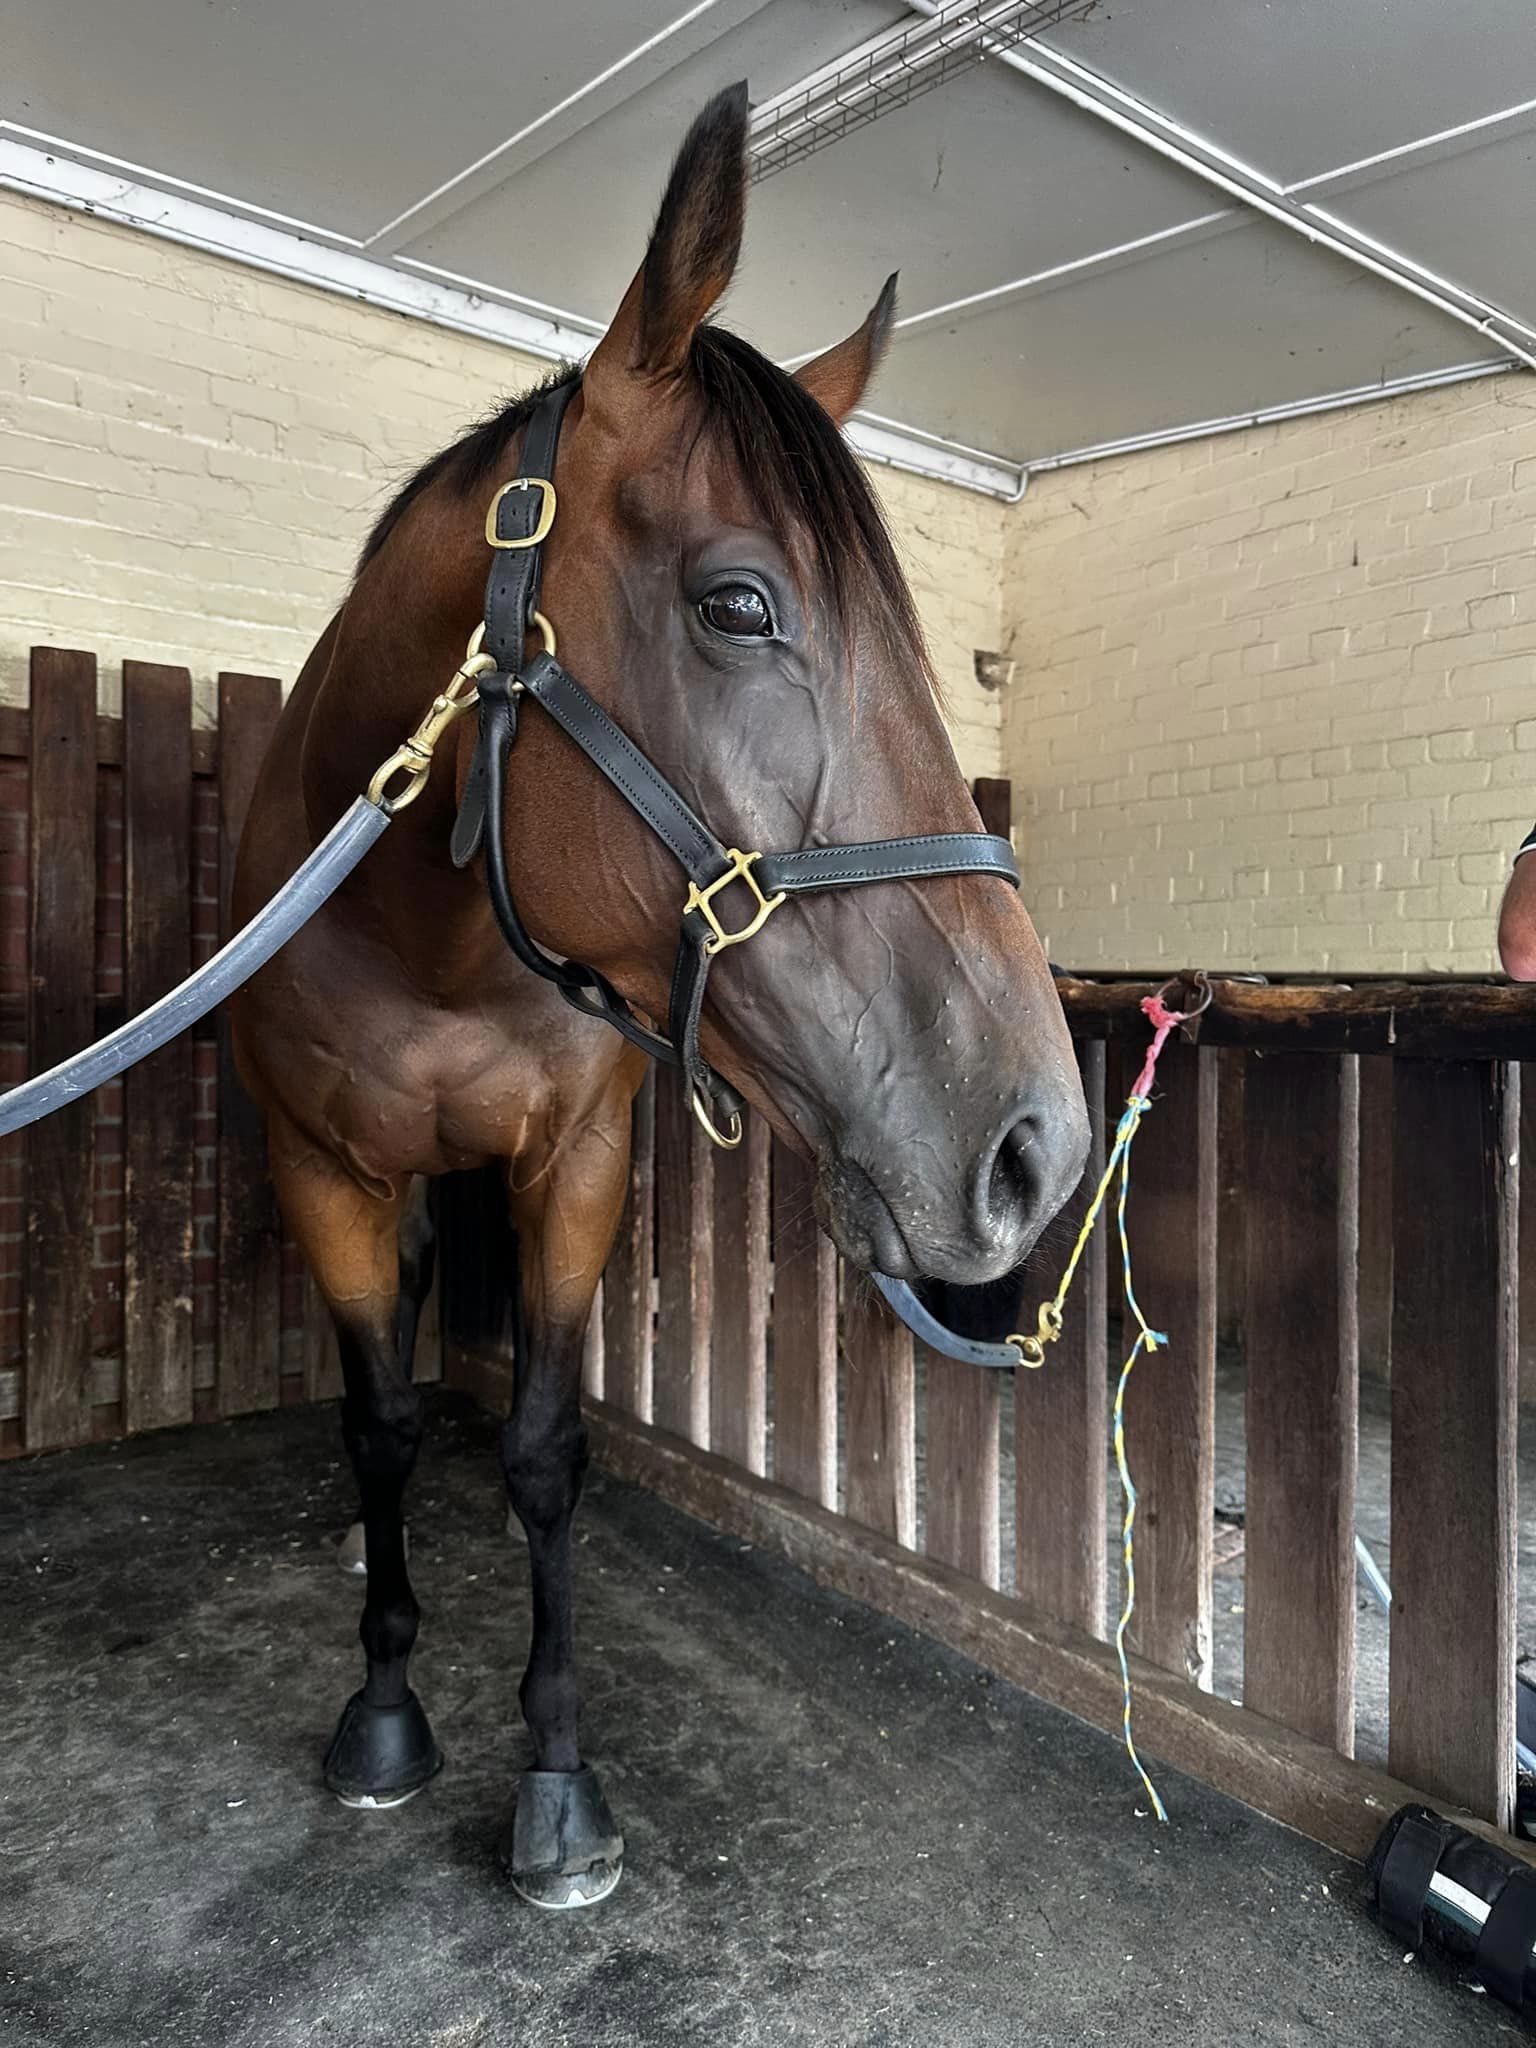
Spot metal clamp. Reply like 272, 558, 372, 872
684, 850, 786, 957
486, 477, 557, 550
367, 624, 495, 815
1008, 1299, 1063, 1370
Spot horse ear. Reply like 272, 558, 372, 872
584, 82, 750, 404
794, 274, 898, 424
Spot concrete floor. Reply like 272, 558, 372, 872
0, 1393, 1522, 2047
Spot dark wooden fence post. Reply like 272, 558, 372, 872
1015, 1036, 1108, 1633
710, 1109, 770, 1473
1117, 1033, 1218, 1686
1389, 1058, 1518, 1828
653, 1067, 713, 1444
215, 673, 284, 1417
844, 1288, 916, 1548
1243, 1051, 1359, 1753
771, 1135, 837, 1506
122, 662, 194, 1434
24, 649, 98, 1450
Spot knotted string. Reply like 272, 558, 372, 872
1012, 987, 1193, 1822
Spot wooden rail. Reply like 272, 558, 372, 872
0, 648, 440, 1454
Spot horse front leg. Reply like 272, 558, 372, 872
500, 1072, 637, 1908
269, 1116, 442, 1809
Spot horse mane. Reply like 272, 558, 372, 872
355, 329, 933, 684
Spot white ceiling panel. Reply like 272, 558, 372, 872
0, 0, 749, 239
400, 0, 908, 316
729, 66, 1226, 361
1336, 129, 1536, 334
1043, 0, 1536, 190
872, 219, 1481, 462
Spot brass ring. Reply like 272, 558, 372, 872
691, 1088, 743, 1151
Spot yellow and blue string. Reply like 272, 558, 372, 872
1012, 992, 1190, 1822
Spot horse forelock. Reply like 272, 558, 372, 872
352, 332, 939, 712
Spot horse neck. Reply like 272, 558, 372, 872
296, 492, 506, 986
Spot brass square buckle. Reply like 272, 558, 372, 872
684, 849, 785, 957
485, 476, 557, 550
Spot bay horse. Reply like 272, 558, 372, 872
232, 82, 1088, 1908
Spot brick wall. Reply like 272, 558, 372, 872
0, 188, 1002, 781
1001, 375, 1536, 972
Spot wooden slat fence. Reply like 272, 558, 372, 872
0, 649, 441, 1455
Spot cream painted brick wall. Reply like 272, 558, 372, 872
1001, 376, 1536, 972
0, 189, 1001, 780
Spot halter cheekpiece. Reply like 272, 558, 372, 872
451, 379, 1021, 1151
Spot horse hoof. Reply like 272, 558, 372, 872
335, 1521, 410, 1576
323, 1689, 442, 1808
506, 1765, 625, 1911
510, 1857, 624, 1911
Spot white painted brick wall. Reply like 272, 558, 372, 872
0, 189, 1001, 781
1001, 377, 1536, 972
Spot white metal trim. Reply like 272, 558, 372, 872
0, 137, 1022, 501
1020, 358, 1517, 476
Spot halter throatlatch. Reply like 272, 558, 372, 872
451, 378, 1022, 1160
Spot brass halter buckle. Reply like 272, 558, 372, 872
684, 849, 786, 957
485, 477, 557, 550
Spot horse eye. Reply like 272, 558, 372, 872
699, 585, 773, 639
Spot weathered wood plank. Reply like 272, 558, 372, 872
1116, 1034, 1217, 1686
122, 662, 195, 1433
1358, 1056, 1395, 1386
653, 1067, 712, 1443
1015, 1037, 1108, 1635
0, 702, 217, 774
1520, 1061, 1536, 1406
770, 1138, 837, 1506
24, 649, 98, 1451
1389, 1058, 1518, 1828
603, 1074, 655, 1422
710, 1110, 770, 1472
585, 1399, 1536, 1870
1055, 974, 1536, 1061
1214, 1050, 1246, 1352
925, 1349, 1000, 1587
844, 1285, 916, 1548
1243, 1052, 1359, 1753
215, 673, 283, 1416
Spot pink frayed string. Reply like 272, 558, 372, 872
1128, 991, 1189, 1102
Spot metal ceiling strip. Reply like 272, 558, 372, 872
921, 18, 1536, 374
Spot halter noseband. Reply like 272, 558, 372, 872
451, 379, 1021, 1152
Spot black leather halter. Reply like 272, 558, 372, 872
451, 379, 1022, 1158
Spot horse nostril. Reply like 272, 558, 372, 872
986, 1115, 1042, 1227
979, 1098, 1089, 1260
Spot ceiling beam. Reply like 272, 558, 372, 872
904, 5, 1536, 372
363, 0, 778, 256
1289, 94, 1536, 202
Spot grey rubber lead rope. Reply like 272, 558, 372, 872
0, 796, 392, 1139
872, 1274, 1026, 1369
